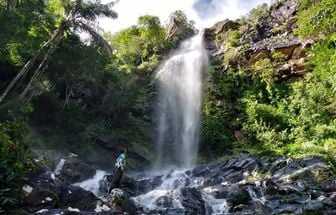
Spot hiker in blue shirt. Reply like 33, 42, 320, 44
114, 150, 126, 172
109, 149, 127, 193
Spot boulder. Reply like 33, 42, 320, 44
155, 196, 174, 208
106, 188, 137, 214
24, 187, 58, 212
166, 17, 182, 40
273, 204, 302, 214
180, 187, 206, 215
166, 17, 195, 42
58, 154, 96, 183
99, 174, 143, 196
303, 199, 324, 213
95, 136, 122, 151
59, 185, 100, 211
227, 189, 250, 206
321, 179, 336, 192
209, 19, 239, 35
32, 149, 64, 169
249, 49, 271, 64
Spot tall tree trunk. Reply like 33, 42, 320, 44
0, 13, 73, 104
19, 52, 49, 100
63, 84, 73, 109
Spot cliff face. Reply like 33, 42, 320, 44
204, 0, 311, 80
198, 0, 322, 158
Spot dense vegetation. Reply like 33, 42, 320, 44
201, 0, 336, 164
0, 0, 194, 212
1, 0, 336, 212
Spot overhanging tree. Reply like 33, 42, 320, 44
0, 0, 118, 103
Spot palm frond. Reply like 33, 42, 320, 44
77, 1, 118, 22
78, 21, 112, 56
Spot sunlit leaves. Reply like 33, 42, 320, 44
296, 0, 336, 38
107, 15, 169, 73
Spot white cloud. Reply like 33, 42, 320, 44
99, 0, 272, 34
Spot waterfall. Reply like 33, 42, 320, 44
154, 33, 208, 169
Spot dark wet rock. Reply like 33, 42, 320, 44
32, 151, 97, 184
206, 184, 241, 199
59, 154, 96, 183
24, 168, 64, 212
191, 155, 259, 187
141, 208, 185, 215
24, 187, 58, 211
27, 151, 336, 214
34, 209, 118, 214
95, 136, 122, 151
99, 174, 138, 196
180, 187, 206, 215
134, 175, 164, 195
24, 167, 113, 214
310, 189, 326, 200
33, 150, 65, 169
329, 192, 336, 202
303, 199, 324, 213
100, 173, 163, 197
106, 188, 137, 215
265, 180, 286, 195
231, 204, 250, 212
273, 204, 302, 214
272, 157, 329, 182
95, 137, 150, 171
317, 195, 335, 206
155, 196, 174, 208
320, 179, 336, 192
227, 189, 250, 206
280, 193, 310, 204
59, 185, 99, 211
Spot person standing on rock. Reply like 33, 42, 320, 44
109, 149, 127, 193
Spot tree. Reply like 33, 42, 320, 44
108, 15, 169, 73
0, 0, 118, 103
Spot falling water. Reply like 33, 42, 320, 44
54, 159, 66, 175
154, 33, 208, 169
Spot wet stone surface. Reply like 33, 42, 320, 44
25, 154, 336, 214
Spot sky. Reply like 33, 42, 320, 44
100, 0, 272, 34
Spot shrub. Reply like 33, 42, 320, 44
0, 111, 35, 212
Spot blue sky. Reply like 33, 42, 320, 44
100, 0, 272, 33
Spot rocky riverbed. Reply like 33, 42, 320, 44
23, 153, 336, 214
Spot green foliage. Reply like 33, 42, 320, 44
296, 0, 336, 38
0, 105, 35, 212
204, 0, 336, 161
225, 30, 240, 47
0, 0, 52, 67
108, 15, 169, 73
252, 59, 277, 86
16, 12, 172, 166
231, 38, 336, 159
201, 63, 248, 157
272, 51, 287, 62
247, 3, 270, 26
